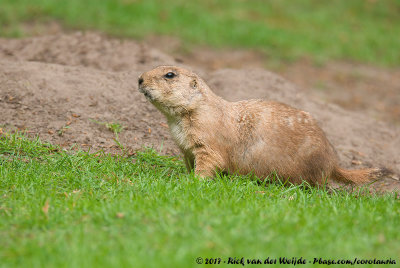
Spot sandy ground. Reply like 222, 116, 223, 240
0, 32, 399, 191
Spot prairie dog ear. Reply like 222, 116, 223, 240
190, 79, 198, 89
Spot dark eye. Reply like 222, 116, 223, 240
164, 72, 176, 79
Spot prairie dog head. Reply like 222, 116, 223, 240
138, 66, 205, 116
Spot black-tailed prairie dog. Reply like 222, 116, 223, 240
138, 65, 383, 186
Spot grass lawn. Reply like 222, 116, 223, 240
0, 132, 399, 267
1, 0, 400, 66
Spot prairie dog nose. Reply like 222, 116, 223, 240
138, 76, 144, 85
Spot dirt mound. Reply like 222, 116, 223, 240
0, 32, 398, 191
0, 32, 174, 71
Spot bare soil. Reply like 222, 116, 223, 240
1, 32, 399, 191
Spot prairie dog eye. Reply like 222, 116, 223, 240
164, 72, 176, 79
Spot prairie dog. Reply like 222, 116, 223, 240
138, 65, 381, 186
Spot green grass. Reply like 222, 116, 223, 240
0, 0, 399, 66
0, 132, 399, 267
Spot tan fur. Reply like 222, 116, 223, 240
138, 65, 380, 186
